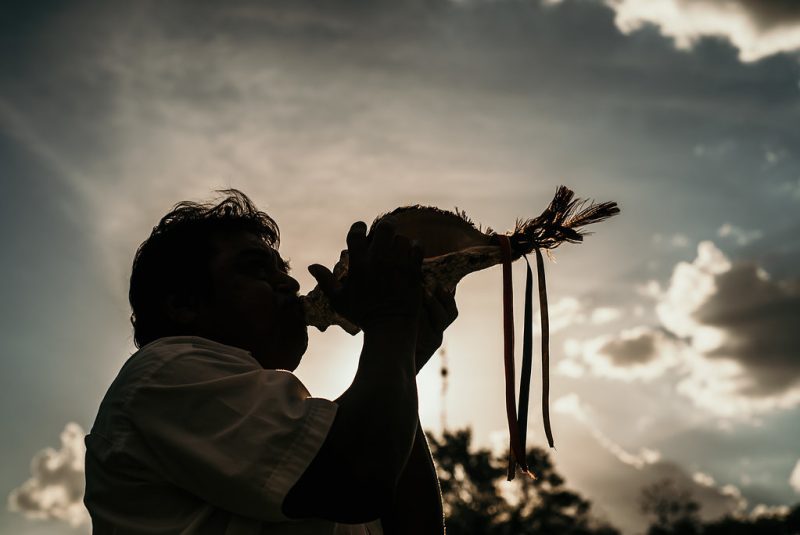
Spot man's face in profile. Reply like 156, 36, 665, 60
191, 230, 308, 370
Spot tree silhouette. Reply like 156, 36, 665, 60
639, 479, 701, 535
639, 478, 800, 535
427, 428, 620, 535
427, 428, 800, 535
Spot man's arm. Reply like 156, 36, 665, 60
382, 289, 457, 534
283, 220, 424, 523
381, 419, 445, 535
283, 317, 420, 523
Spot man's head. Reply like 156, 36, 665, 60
129, 190, 307, 370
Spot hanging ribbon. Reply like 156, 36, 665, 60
513, 254, 535, 479
535, 247, 554, 449
499, 237, 556, 480
497, 235, 529, 480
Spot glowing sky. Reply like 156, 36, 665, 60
2, 1, 800, 533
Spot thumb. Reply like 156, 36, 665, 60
308, 264, 339, 297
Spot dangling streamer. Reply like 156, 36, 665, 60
497, 235, 529, 480
515, 254, 535, 477
535, 248, 554, 448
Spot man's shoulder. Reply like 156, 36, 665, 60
118, 336, 259, 383
89, 337, 260, 438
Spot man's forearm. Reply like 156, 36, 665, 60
341, 319, 420, 478
284, 317, 421, 523
382, 419, 445, 535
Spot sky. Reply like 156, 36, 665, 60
2, 0, 800, 533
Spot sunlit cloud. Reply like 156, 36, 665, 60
654, 241, 800, 416
693, 471, 716, 487
543, 299, 621, 335
790, 459, 800, 494
750, 503, 791, 518
568, 240, 800, 417
655, 241, 731, 339
7, 423, 90, 530
590, 306, 621, 325
606, 0, 800, 62
548, 296, 586, 332
561, 327, 682, 382
554, 393, 661, 469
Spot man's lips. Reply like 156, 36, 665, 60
282, 296, 305, 322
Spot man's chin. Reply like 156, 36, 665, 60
287, 334, 308, 370
274, 333, 307, 371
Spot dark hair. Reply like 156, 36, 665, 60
129, 189, 280, 348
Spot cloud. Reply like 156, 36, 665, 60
790, 459, 800, 494
591, 306, 622, 325
537, 299, 622, 339
652, 233, 691, 248
606, 0, 800, 62
552, 394, 746, 534
718, 223, 763, 246
575, 241, 800, 417
544, 300, 621, 334
7, 423, 90, 529
777, 179, 800, 202
561, 327, 682, 381
750, 503, 791, 518
554, 393, 661, 469
693, 471, 716, 487
656, 241, 732, 339
549, 296, 587, 332
599, 328, 660, 366
656, 241, 800, 415
692, 263, 800, 394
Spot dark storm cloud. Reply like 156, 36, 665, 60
598, 329, 659, 366
733, 0, 800, 28
695, 264, 800, 396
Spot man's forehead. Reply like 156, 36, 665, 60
211, 231, 280, 261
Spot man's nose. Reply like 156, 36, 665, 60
275, 273, 300, 295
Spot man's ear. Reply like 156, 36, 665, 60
164, 293, 201, 326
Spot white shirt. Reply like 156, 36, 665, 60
84, 336, 383, 535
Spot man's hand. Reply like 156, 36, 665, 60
414, 286, 458, 373
308, 219, 424, 332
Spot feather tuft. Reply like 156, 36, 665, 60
512, 186, 620, 253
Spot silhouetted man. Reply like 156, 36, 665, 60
84, 190, 456, 534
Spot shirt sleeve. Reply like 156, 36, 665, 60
125, 343, 338, 522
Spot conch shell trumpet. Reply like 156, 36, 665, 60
302, 186, 619, 335
300, 185, 619, 479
